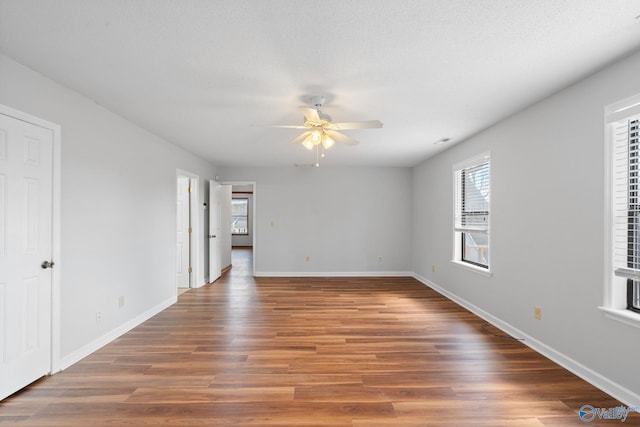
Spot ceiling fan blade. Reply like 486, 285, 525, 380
290, 131, 312, 144
325, 130, 359, 145
299, 107, 321, 124
327, 120, 383, 130
267, 125, 308, 129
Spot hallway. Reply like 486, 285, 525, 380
216, 247, 254, 286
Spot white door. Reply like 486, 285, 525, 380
176, 176, 190, 288
209, 181, 221, 282
0, 113, 53, 401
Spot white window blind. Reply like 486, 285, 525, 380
612, 116, 640, 279
454, 159, 490, 233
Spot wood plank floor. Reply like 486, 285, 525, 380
0, 249, 634, 426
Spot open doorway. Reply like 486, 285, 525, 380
226, 182, 256, 276
176, 170, 199, 291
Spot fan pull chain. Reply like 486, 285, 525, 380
315, 144, 320, 167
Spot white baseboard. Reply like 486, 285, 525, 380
412, 273, 640, 408
254, 271, 413, 278
56, 296, 177, 372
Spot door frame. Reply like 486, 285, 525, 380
0, 104, 62, 374
176, 170, 199, 289
222, 181, 257, 276
209, 181, 221, 282
175, 175, 191, 289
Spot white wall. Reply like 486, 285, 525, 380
412, 50, 640, 405
0, 53, 217, 365
219, 166, 413, 276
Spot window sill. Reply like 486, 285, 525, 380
598, 306, 640, 329
450, 260, 493, 277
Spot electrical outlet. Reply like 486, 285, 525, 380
432, 264, 435, 272
118, 296, 125, 309
534, 306, 542, 320
306, 256, 310, 262
96, 311, 103, 323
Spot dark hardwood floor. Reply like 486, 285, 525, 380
0, 248, 634, 426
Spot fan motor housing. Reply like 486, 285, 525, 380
310, 95, 325, 108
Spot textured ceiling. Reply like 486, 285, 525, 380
1, 0, 640, 167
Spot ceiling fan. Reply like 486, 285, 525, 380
270, 96, 383, 163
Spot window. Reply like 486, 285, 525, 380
608, 100, 640, 314
626, 119, 640, 313
231, 198, 249, 235
454, 154, 490, 269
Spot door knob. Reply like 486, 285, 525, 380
41, 260, 55, 269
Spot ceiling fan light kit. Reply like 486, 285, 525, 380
268, 95, 383, 166
302, 130, 335, 151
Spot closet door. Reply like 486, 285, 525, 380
0, 112, 53, 401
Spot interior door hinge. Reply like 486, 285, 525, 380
188, 227, 192, 233
188, 187, 193, 193
188, 266, 193, 273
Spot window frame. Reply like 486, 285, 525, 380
602, 94, 640, 327
452, 152, 491, 273
627, 281, 640, 313
461, 232, 490, 269
231, 197, 249, 236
